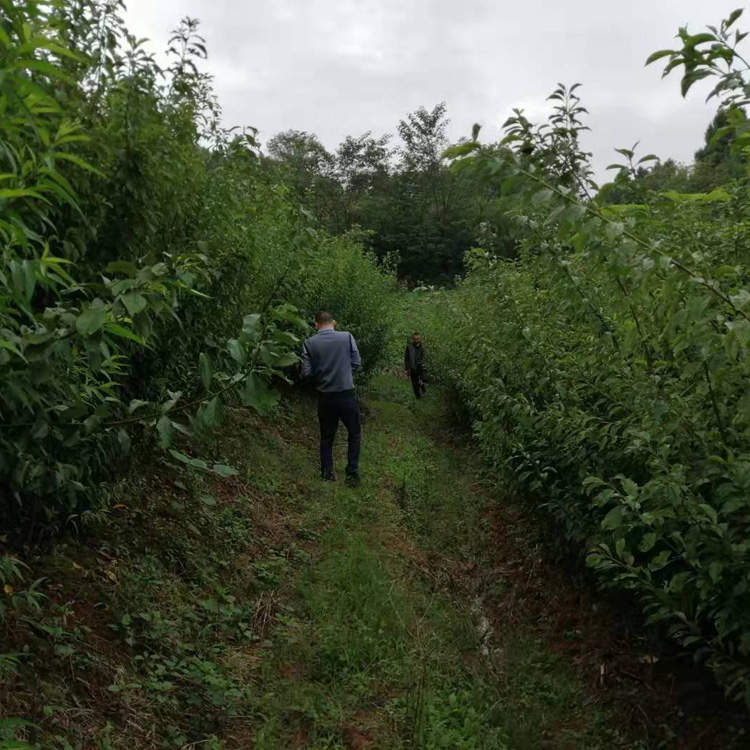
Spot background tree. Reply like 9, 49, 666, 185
265, 103, 509, 284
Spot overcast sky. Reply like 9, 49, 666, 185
124, 0, 744, 180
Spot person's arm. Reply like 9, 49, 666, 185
350, 334, 361, 370
404, 345, 410, 372
301, 342, 314, 378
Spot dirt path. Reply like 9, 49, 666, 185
2, 373, 745, 749
232, 374, 745, 748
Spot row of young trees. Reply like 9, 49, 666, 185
0, 0, 394, 538
262, 92, 742, 286
0, 3, 399, 743
412, 9, 750, 703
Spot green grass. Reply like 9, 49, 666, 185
241, 376, 640, 750
2, 376, 651, 749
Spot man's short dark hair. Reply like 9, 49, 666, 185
315, 310, 334, 324
412, 331, 420, 337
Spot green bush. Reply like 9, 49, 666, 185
421, 14, 750, 702
0, 2, 393, 533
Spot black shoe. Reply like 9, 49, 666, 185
345, 473, 361, 488
322, 470, 336, 482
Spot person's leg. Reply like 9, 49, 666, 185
339, 396, 362, 479
410, 372, 421, 399
318, 399, 339, 479
418, 366, 427, 395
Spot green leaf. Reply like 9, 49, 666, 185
730, 289, 750, 309
443, 141, 479, 159
199, 352, 213, 390
602, 505, 625, 530
161, 393, 182, 414
242, 314, 261, 340
121, 292, 147, 317
10, 58, 75, 84
670, 572, 692, 593
620, 477, 639, 497
0, 340, 26, 361
169, 449, 191, 464
726, 8, 744, 28
652, 550, 671, 568
605, 222, 625, 241
104, 323, 144, 345
687, 32, 717, 46
242, 373, 280, 416
268, 351, 299, 368
54, 152, 106, 177
273, 304, 307, 328
211, 464, 239, 477
106, 261, 138, 278
228, 339, 246, 365
117, 428, 132, 454
709, 562, 723, 583
197, 396, 221, 429
645, 49, 675, 65
76, 305, 108, 336
128, 399, 150, 415
699, 503, 718, 525
531, 189, 554, 208
681, 69, 712, 97
156, 416, 174, 449
0, 188, 46, 201
582, 476, 607, 491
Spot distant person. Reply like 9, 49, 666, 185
405, 332, 428, 399
302, 311, 362, 487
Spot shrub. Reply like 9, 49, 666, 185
421, 13, 750, 701
0, 2, 393, 534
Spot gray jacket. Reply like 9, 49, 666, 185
302, 328, 361, 393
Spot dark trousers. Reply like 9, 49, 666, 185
318, 394, 361, 477
410, 367, 427, 399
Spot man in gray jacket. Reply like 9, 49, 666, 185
301, 311, 362, 486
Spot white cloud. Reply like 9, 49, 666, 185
123, 0, 743, 178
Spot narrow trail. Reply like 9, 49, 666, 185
2, 373, 744, 749
219, 373, 736, 749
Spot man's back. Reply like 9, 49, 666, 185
302, 329, 361, 393
405, 342, 426, 370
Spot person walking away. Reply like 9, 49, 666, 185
302, 311, 362, 487
405, 332, 427, 399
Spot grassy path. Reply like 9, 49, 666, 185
241, 375, 632, 749
4, 373, 738, 748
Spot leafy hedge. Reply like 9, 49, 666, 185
420, 12, 750, 702
0, 1, 393, 534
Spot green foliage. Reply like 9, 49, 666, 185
417, 10, 750, 703
604, 109, 746, 202
265, 103, 510, 284
0, 2, 393, 534
0, 718, 37, 750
